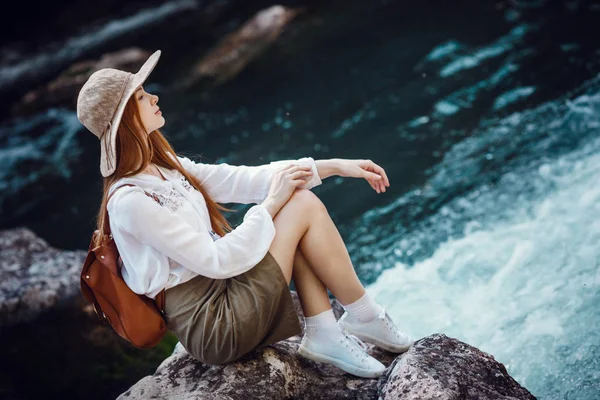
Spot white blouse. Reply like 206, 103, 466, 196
106, 153, 322, 299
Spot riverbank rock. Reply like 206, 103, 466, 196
378, 334, 536, 400
0, 226, 536, 399
0, 226, 181, 400
0, 227, 86, 326
118, 293, 536, 400
180, 5, 303, 89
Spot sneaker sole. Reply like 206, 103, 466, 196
297, 345, 385, 378
341, 325, 413, 353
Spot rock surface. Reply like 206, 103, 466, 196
0, 226, 536, 399
118, 293, 537, 400
182, 5, 303, 89
0, 227, 86, 326
378, 334, 536, 400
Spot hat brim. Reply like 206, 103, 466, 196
100, 49, 161, 177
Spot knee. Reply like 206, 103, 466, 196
285, 189, 327, 214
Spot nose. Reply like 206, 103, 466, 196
152, 94, 159, 105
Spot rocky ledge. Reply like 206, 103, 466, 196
119, 294, 536, 400
0, 226, 536, 399
0, 227, 86, 327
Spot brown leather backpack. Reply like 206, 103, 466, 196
80, 183, 167, 349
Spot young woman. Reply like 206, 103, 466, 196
76, 50, 413, 379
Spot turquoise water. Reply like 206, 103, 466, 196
367, 85, 600, 399
1, 1, 599, 398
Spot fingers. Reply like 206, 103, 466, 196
367, 174, 386, 193
292, 179, 308, 187
280, 164, 311, 173
366, 178, 378, 192
279, 164, 297, 173
366, 160, 389, 192
372, 162, 390, 187
364, 170, 384, 193
289, 170, 313, 181
375, 175, 384, 193
279, 165, 313, 188
368, 177, 382, 193
283, 165, 312, 176
293, 165, 313, 171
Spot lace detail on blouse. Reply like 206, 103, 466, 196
147, 187, 186, 212
179, 176, 193, 192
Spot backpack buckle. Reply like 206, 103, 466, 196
92, 303, 106, 322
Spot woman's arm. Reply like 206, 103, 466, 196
109, 186, 276, 279
314, 159, 341, 181
177, 155, 325, 204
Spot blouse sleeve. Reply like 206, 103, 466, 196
176, 155, 322, 204
108, 185, 276, 279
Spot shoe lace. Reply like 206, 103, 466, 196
339, 327, 369, 363
378, 306, 403, 339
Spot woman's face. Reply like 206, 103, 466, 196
134, 85, 165, 134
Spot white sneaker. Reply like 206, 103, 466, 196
297, 326, 386, 378
338, 306, 414, 353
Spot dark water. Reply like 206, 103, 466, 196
1, 0, 600, 398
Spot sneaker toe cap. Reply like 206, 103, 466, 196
366, 356, 386, 373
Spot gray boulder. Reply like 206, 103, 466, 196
378, 334, 536, 400
119, 293, 536, 400
0, 226, 536, 399
180, 5, 303, 89
0, 227, 86, 326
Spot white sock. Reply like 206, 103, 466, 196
304, 308, 342, 340
341, 291, 382, 323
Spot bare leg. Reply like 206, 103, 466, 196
291, 247, 331, 317
270, 193, 394, 378
269, 189, 366, 308
269, 192, 408, 376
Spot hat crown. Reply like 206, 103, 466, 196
77, 68, 132, 138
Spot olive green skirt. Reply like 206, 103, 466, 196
163, 251, 302, 365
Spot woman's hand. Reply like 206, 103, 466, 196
336, 159, 390, 193
262, 164, 314, 217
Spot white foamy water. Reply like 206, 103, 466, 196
439, 24, 537, 77
0, 108, 82, 218
364, 84, 600, 398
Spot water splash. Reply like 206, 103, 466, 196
0, 108, 82, 220
360, 77, 600, 399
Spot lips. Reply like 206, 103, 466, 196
155, 108, 161, 115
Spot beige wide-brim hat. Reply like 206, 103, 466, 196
77, 50, 161, 177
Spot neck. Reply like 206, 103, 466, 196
143, 163, 161, 177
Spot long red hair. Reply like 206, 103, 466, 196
93, 95, 234, 247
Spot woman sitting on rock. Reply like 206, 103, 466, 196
76, 49, 413, 379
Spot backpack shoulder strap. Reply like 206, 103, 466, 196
105, 183, 167, 312
107, 183, 136, 204
104, 184, 159, 237
103, 184, 136, 237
